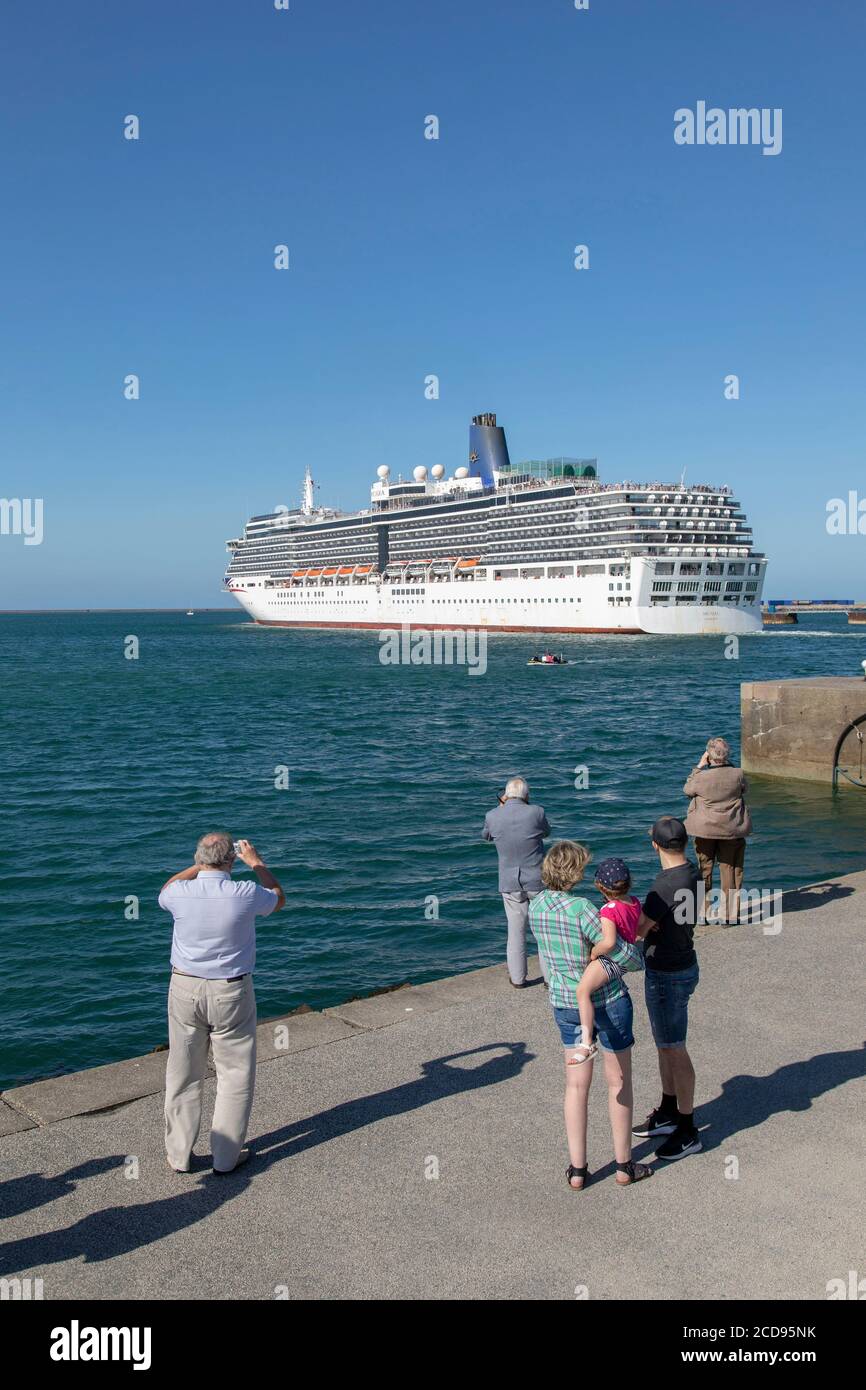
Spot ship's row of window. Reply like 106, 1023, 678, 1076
266, 594, 586, 604
649, 595, 750, 605
260, 589, 750, 608
652, 581, 754, 594
237, 518, 750, 556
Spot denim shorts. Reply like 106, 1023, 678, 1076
554, 988, 634, 1053
644, 963, 699, 1048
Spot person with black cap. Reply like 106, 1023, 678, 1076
633, 816, 702, 1162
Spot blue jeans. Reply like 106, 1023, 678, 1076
554, 988, 634, 1053
644, 963, 699, 1049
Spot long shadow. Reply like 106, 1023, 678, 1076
775, 883, 855, 914
252, 1041, 533, 1169
691, 1042, 866, 1153
0, 1042, 532, 1275
717, 881, 855, 926
593, 1041, 866, 1179
0, 1155, 125, 1221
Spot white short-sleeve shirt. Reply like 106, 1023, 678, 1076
158, 870, 279, 978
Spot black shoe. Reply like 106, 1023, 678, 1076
632, 1107, 678, 1138
655, 1127, 703, 1161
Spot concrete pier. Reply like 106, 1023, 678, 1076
741, 677, 866, 783
1, 871, 865, 1300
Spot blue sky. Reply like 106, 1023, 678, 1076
1, 0, 864, 606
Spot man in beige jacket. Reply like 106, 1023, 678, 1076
683, 738, 752, 924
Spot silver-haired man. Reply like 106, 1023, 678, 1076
158, 832, 285, 1174
483, 777, 550, 987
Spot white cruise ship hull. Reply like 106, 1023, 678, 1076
228, 563, 763, 636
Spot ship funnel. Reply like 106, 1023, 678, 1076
469, 412, 510, 486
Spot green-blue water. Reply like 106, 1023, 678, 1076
2, 610, 866, 1090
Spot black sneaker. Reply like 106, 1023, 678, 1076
632, 1107, 678, 1138
655, 1127, 703, 1161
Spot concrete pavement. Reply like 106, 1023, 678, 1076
1, 872, 864, 1300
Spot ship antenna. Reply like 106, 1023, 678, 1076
301, 465, 314, 516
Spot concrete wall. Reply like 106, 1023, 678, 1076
741, 677, 866, 783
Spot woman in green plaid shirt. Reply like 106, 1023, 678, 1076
529, 841, 654, 1189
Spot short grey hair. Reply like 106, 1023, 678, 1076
194, 831, 235, 867
706, 738, 731, 766
504, 776, 529, 801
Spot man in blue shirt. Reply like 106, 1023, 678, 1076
158, 832, 285, 1174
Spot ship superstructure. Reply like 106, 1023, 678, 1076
224, 414, 766, 634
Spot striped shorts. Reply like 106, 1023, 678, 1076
595, 955, 624, 984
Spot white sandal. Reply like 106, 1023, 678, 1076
568, 1042, 598, 1066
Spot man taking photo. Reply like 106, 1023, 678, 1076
158, 832, 285, 1175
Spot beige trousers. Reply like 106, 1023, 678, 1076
502, 891, 549, 986
164, 972, 257, 1172
694, 836, 746, 924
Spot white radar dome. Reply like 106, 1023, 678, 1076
455, 466, 470, 479
431, 463, 445, 479
376, 465, 390, 479
413, 466, 428, 481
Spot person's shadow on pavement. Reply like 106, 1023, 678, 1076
0, 1154, 125, 1223
0, 1042, 532, 1274
691, 1041, 866, 1152
631, 1041, 866, 1164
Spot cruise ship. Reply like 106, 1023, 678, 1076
224, 414, 767, 635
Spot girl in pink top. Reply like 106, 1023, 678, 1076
569, 856, 642, 1065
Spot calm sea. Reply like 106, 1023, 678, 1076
2, 609, 866, 1089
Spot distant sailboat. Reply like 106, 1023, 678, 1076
186, 610, 195, 616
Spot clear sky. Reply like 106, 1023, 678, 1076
1, 0, 864, 606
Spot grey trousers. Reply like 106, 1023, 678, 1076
502, 891, 548, 985
164, 972, 257, 1173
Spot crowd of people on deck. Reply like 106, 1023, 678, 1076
156, 737, 751, 1185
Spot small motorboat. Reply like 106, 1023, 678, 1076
527, 651, 572, 666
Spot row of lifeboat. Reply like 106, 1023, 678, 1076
285, 558, 481, 584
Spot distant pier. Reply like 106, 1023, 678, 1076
762, 600, 866, 615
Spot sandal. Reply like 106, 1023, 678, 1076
567, 1042, 598, 1066
615, 1160, 654, 1185
566, 1164, 591, 1191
